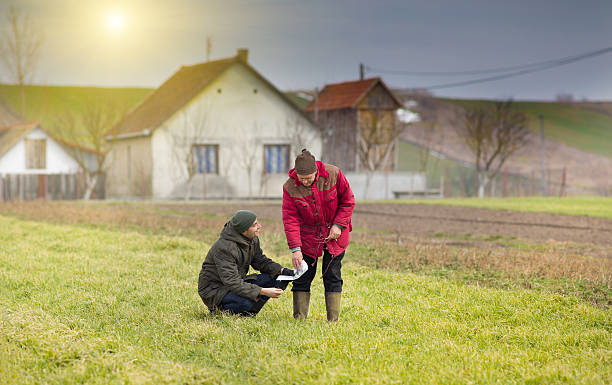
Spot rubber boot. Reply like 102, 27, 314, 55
293, 291, 310, 320
325, 292, 341, 322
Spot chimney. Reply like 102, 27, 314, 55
237, 48, 248, 63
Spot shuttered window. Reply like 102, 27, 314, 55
264, 145, 289, 174
192, 144, 219, 174
25, 139, 46, 169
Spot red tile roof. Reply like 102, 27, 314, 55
305, 78, 381, 111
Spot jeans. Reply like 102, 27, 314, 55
292, 248, 344, 293
218, 273, 288, 316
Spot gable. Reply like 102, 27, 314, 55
112, 58, 235, 137
0, 127, 80, 173
112, 53, 315, 139
356, 83, 402, 110
305, 78, 378, 112
159, 62, 319, 140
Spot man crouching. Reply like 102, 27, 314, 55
198, 210, 294, 316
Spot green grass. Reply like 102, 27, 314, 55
378, 196, 612, 219
397, 140, 480, 196
1, 215, 610, 384
445, 99, 612, 158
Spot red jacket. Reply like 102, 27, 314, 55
282, 161, 355, 258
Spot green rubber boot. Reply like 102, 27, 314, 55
325, 292, 341, 322
292, 291, 310, 320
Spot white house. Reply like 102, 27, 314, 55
0, 101, 100, 199
0, 122, 82, 175
106, 49, 322, 199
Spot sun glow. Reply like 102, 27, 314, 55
105, 11, 125, 32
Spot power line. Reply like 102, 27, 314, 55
364, 45, 612, 90
365, 45, 612, 76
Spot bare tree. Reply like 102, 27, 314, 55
0, 6, 42, 115
206, 36, 213, 62
352, 104, 403, 199
414, 122, 443, 172
169, 109, 210, 200
456, 100, 530, 198
285, 116, 318, 157
237, 124, 260, 197
219, 149, 234, 199
54, 100, 120, 200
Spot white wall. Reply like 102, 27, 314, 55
344, 172, 428, 200
151, 62, 322, 199
0, 128, 80, 174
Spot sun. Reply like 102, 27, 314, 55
105, 11, 125, 32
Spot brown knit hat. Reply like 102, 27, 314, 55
294, 149, 316, 174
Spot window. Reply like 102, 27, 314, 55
192, 144, 219, 174
25, 138, 46, 169
264, 145, 289, 174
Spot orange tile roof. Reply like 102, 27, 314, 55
0, 99, 24, 126
0, 122, 39, 158
305, 78, 380, 112
111, 53, 316, 139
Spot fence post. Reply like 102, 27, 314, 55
559, 167, 567, 197
76, 171, 81, 199
444, 167, 450, 198
502, 170, 508, 197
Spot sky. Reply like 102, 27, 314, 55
1, 0, 611, 101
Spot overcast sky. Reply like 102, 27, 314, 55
1, 0, 611, 100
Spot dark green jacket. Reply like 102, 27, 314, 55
198, 222, 283, 311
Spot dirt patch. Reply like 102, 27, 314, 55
354, 203, 612, 250
155, 202, 611, 247
4, 201, 610, 250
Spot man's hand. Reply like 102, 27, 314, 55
325, 225, 342, 242
261, 287, 283, 298
292, 250, 303, 270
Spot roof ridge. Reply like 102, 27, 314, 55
110, 56, 239, 136
322, 77, 380, 88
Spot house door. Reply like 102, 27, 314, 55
37, 174, 46, 199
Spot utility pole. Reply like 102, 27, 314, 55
359, 63, 364, 80
313, 87, 319, 123
539, 114, 547, 196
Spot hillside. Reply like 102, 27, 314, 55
394, 90, 612, 194
0, 84, 152, 145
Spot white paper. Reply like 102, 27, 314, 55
276, 260, 308, 281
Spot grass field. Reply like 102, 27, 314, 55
397, 140, 481, 196
0, 202, 611, 384
381, 196, 612, 219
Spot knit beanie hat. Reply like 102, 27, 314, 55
294, 149, 317, 174
231, 210, 257, 233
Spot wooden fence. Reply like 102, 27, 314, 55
0, 173, 105, 201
